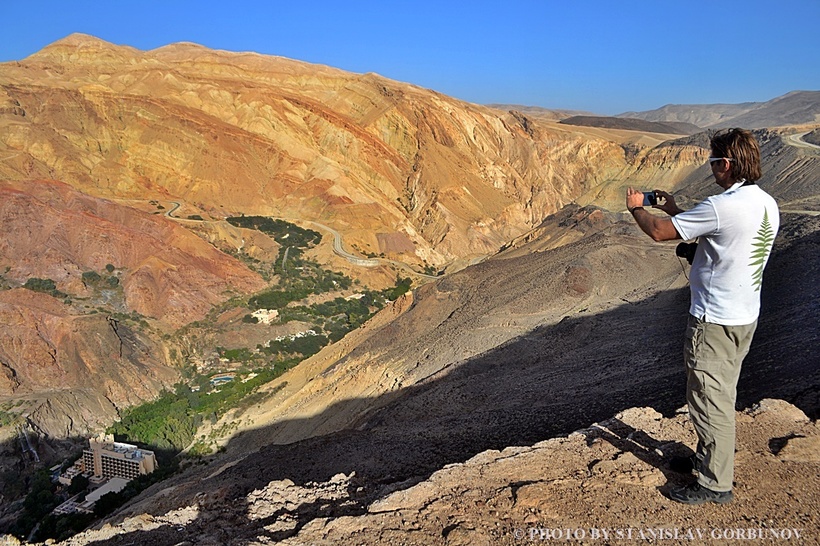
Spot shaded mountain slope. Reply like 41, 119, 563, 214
76, 209, 820, 541
559, 115, 700, 135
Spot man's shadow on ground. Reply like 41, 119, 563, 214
590, 418, 697, 499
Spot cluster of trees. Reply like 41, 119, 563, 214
107, 368, 278, 451
227, 216, 327, 282
226, 216, 322, 249
219, 347, 254, 363
23, 277, 67, 299
32, 511, 96, 543
8, 469, 61, 538
108, 392, 197, 451
251, 275, 411, 360
263, 332, 330, 359
80, 269, 120, 288
22, 264, 124, 307
248, 266, 349, 308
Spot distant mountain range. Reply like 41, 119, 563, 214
491, 90, 820, 134
617, 90, 820, 129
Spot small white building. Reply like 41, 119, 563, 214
251, 309, 279, 324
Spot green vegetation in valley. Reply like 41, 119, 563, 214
226, 215, 413, 355
81, 270, 120, 289
7, 469, 62, 539
107, 368, 280, 451
258, 275, 410, 359
226, 216, 322, 250
225, 215, 323, 281
219, 347, 255, 363
23, 277, 68, 299
262, 331, 329, 359
247, 264, 352, 309
110, 219, 413, 457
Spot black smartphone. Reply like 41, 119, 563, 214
642, 191, 657, 207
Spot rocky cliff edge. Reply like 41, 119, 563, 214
9, 398, 815, 545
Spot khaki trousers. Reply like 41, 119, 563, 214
684, 314, 757, 492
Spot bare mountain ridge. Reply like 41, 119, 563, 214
485, 104, 595, 121
1, 33, 656, 270
617, 90, 820, 129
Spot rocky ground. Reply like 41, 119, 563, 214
5, 399, 815, 545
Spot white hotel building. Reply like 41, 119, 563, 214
81, 435, 157, 480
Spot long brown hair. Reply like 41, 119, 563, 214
710, 128, 762, 182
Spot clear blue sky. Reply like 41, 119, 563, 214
2, 0, 818, 115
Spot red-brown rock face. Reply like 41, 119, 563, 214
0, 34, 704, 268
0, 179, 266, 326
0, 288, 178, 436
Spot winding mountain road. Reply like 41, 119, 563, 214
784, 131, 820, 151
165, 201, 182, 218
303, 221, 440, 279
155, 201, 439, 279
303, 221, 381, 268
779, 132, 820, 215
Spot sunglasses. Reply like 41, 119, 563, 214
708, 157, 735, 163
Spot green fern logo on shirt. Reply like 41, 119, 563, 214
749, 210, 774, 291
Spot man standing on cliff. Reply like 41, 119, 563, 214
625, 128, 780, 504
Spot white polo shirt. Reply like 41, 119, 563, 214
671, 181, 780, 326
